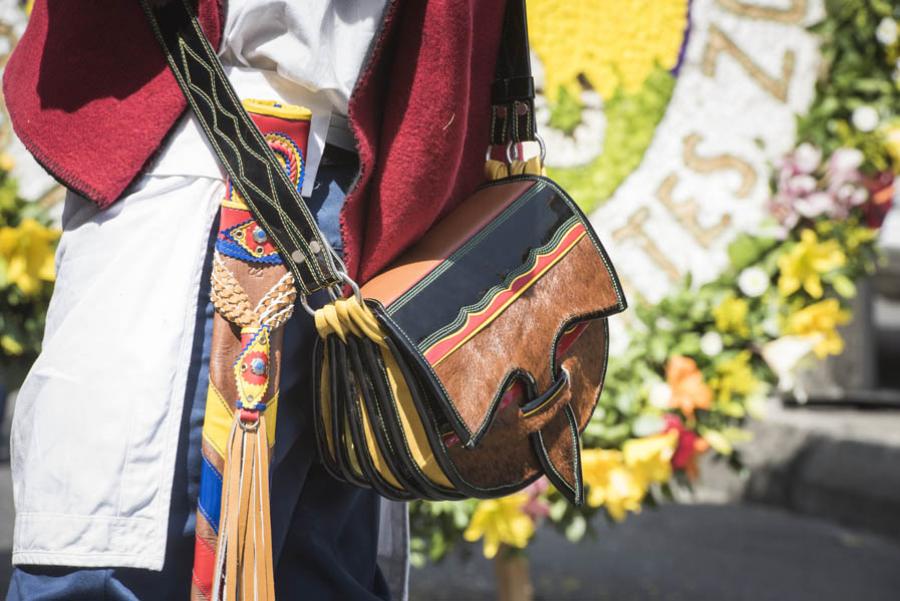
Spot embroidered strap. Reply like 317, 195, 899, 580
139, 0, 344, 296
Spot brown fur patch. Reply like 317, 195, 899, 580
434, 236, 619, 438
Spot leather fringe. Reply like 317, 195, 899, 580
213, 413, 275, 601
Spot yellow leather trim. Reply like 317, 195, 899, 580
265, 394, 278, 449
221, 194, 249, 211
202, 381, 232, 458
242, 98, 312, 121
356, 388, 405, 490
315, 298, 388, 348
380, 347, 454, 488
202, 381, 279, 454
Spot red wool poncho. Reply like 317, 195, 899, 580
3, 0, 507, 283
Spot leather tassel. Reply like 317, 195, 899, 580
213, 412, 275, 601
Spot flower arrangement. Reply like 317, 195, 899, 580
410, 0, 895, 565
0, 153, 59, 384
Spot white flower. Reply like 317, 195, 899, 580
787, 174, 817, 195
793, 143, 822, 174
761, 316, 780, 337
700, 331, 724, 356
794, 192, 835, 219
877, 17, 898, 46
850, 187, 868, 206
648, 382, 672, 409
760, 336, 817, 392
829, 147, 864, 175
851, 106, 879, 133
737, 266, 770, 298
656, 317, 675, 331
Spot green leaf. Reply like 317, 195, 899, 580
700, 428, 733, 456
831, 274, 857, 298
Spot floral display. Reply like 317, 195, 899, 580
529, 0, 690, 213
0, 152, 58, 383
410, 0, 895, 566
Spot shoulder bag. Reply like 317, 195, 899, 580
141, 0, 626, 588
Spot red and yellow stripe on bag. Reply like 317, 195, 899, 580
192, 99, 310, 601
423, 220, 587, 366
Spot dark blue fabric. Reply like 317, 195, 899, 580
7, 147, 389, 601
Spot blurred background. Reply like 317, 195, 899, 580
2, 0, 900, 600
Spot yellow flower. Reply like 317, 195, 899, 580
0, 218, 59, 296
1, 335, 24, 356
777, 229, 846, 299
582, 449, 647, 521
713, 295, 750, 337
623, 430, 678, 486
527, 0, 689, 100
665, 355, 713, 418
784, 299, 851, 358
709, 351, 758, 408
883, 124, 900, 172
463, 494, 535, 559
0, 153, 14, 172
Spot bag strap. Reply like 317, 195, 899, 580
139, 0, 346, 297
490, 0, 537, 147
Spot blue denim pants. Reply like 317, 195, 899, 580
7, 146, 390, 601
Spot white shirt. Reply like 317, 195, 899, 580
10, 0, 404, 579
153, 0, 386, 194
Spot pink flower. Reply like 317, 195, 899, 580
521, 477, 550, 519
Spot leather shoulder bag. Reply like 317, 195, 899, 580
142, 0, 626, 510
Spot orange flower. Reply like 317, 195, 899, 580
665, 355, 713, 418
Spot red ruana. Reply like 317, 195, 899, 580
3, 0, 508, 284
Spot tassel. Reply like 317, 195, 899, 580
212, 326, 277, 601
213, 410, 275, 601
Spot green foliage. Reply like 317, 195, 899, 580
547, 86, 584, 136
548, 66, 676, 213
798, 0, 900, 172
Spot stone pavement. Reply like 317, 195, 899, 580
410, 504, 900, 601
693, 400, 900, 541
4, 458, 900, 600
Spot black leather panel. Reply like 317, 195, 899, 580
385, 181, 577, 351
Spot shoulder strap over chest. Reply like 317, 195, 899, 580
140, 0, 345, 296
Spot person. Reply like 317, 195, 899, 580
2, 0, 508, 598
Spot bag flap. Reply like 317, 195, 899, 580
362, 175, 626, 446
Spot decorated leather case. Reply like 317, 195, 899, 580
192, 99, 309, 601
315, 176, 626, 505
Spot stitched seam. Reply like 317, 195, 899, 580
418, 215, 580, 351
177, 43, 316, 279
181, 4, 325, 268
378, 312, 471, 440
386, 183, 544, 314
145, 0, 342, 294
373, 347, 449, 496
